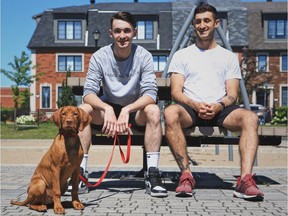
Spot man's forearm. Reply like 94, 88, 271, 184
125, 95, 155, 113
83, 93, 110, 111
219, 94, 237, 108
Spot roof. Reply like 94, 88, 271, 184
29, 0, 286, 50
27, 2, 173, 50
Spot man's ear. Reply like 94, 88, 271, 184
109, 29, 113, 38
133, 28, 137, 38
214, 19, 220, 28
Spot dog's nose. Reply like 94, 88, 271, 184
66, 119, 73, 125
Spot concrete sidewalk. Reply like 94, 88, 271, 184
1, 138, 287, 215
1, 166, 287, 216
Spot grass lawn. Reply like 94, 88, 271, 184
1, 121, 58, 139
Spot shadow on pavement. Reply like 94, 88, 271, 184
87, 170, 280, 193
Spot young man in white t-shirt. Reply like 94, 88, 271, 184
70, 11, 167, 197
164, 3, 264, 201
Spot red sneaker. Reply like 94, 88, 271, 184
233, 173, 264, 201
175, 172, 196, 197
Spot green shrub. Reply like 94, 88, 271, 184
0, 107, 14, 122
271, 106, 287, 125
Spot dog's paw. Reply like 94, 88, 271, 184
72, 200, 85, 210
28, 204, 47, 212
53, 205, 65, 214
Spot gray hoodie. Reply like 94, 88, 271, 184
83, 44, 158, 106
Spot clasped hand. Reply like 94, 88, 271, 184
102, 107, 130, 138
196, 102, 221, 120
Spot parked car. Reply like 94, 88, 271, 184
240, 104, 271, 125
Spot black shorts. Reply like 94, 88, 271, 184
91, 102, 145, 131
175, 102, 239, 127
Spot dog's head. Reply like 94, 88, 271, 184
50, 106, 92, 133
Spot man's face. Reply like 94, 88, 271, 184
193, 11, 219, 42
110, 19, 137, 49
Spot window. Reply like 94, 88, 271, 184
257, 53, 268, 72
281, 53, 287, 72
41, 85, 51, 109
153, 55, 167, 71
56, 85, 63, 108
268, 19, 287, 39
136, 21, 154, 40
58, 21, 82, 40
281, 86, 288, 106
57, 55, 83, 72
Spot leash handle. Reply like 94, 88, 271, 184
116, 123, 131, 163
79, 124, 132, 187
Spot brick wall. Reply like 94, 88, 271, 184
0, 87, 29, 108
35, 51, 92, 111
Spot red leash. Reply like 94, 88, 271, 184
79, 124, 131, 187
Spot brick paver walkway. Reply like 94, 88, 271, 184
1, 166, 287, 216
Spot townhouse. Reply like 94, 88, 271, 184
27, 0, 287, 115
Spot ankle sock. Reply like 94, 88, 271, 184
146, 152, 160, 171
80, 154, 88, 172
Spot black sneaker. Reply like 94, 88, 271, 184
145, 167, 168, 197
67, 168, 89, 194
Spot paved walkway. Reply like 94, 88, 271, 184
1, 139, 287, 215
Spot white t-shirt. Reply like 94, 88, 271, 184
168, 44, 241, 103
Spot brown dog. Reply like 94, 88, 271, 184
11, 106, 92, 214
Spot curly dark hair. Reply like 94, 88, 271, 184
193, 3, 218, 20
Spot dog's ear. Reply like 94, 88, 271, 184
78, 108, 92, 131
50, 107, 64, 128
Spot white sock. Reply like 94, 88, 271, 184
146, 152, 160, 171
80, 154, 88, 172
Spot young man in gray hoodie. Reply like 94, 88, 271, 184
74, 11, 167, 197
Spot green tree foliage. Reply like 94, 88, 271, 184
239, 48, 272, 104
271, 106, 287, 125
57, 70, 77, 108
1, 51, 39, 110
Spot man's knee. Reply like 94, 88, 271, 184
164, 105, 180, 126
245, 110, 259, 128
145, 104, 161, 120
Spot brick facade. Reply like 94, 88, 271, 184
0, 87, 29, 108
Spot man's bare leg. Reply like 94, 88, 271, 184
222, 109, 259, 178
164, 104, 193, 174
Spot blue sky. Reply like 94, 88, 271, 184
0, 0, 171, 87
1, 0, 286, 87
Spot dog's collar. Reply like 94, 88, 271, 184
58, 129, 78, 137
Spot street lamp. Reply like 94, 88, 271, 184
93, 29, 100, 49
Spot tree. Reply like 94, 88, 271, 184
239, 47, 272, 104
57, 69, 77, 108
1, 51, 38, 111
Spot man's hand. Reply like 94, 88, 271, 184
197, 102, 222, 120
102, 106, 117, 138
117, 107, 130, 133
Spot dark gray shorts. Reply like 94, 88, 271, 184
91, 101, 145, 131
175, 102, 239, 127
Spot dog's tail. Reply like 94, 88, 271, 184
10, 198, 29, 206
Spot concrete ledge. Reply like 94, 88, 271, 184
92, 126, 287, 137
68, 77, 170, 87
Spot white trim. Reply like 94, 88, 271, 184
40, 84, 52, 109
30, 51, 37, 112
55, 53, 84, 72
55, 84, 63, 109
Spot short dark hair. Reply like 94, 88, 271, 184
110, 11, 137, 29
193, 3, 218, 20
